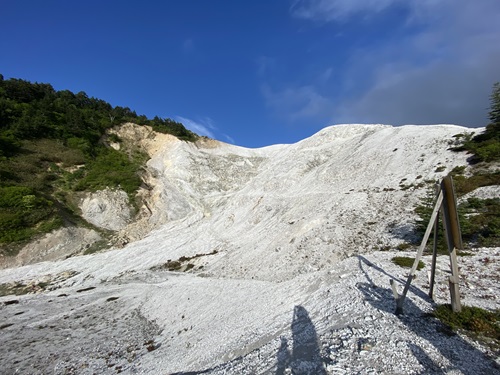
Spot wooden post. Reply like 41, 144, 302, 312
440, 176, 462, 313
394, 189, 443, 315
391, 177, 464, 315
429, 183, 440, 300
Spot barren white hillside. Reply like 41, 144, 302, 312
1, 124, 498, 374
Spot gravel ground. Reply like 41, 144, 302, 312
2, 249, 497, 375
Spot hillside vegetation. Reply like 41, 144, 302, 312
0, 74, 197, 255
460, 82, 500, 162
413, 82, 500, 249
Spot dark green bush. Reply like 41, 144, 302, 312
75, 148, 143, 196
453, 172, 500, 196
434, 304, 500, 341
457, 83, 500, 162
450, 165, 466, 175
391, 256, 424, 270
0, 186, 58, 249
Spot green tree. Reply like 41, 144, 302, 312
489, 82, 500, 127
461, 82, 500, 162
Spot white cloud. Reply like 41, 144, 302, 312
288, 0, 500, 127
290, 0, 453, 23
291, 0, 403, 22
262, 84, 333, 123
176, 116, 216, 138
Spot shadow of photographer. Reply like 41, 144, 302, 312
276, 305, 326, 375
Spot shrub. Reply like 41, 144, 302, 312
450, 165, 466, 175
75, 148, 143, 197
66, 137, 93, 156
433, 304, 500, 342
460, 198, 500, 247
0, 133, 21, 157
453, 172, 500, 196
0, 186, 34, 208
397, 242, 411, 251
474, 141, 500, 162
391, 256, 424, 270
0, 185, 59, 250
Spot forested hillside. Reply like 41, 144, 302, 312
0, 74, 197, 254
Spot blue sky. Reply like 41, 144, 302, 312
2, 1, 499, 147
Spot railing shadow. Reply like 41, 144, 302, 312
356, 255, 498, 375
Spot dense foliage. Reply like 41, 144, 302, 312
74, 148, 145, 196
457, 82, 500, 162
0, 74, 197, 254
0, 74, 196, 145
413, 82, 500, 250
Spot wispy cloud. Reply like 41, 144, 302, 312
223, 134, 236, 144
256, 56, 276, 77
176, 116, 236, 144
291, 0, 448, 23
261, 84, 333, 123
176, 116, 216, 138
291, 0, 402, 22
318, 67, 333, 84
286, 0, 500, 127
182, 38, 195, 53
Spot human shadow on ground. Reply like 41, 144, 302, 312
170, 305, 327, 375
357, 255, 498, 375
276, 305, 326, 375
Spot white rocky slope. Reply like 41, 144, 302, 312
0, 124, 499, 374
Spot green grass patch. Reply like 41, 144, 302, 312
450, 165, 466, 175
83, 239, 110, 255
433, 304, 500, 344
460, 197, 500, 247
397, 242, 412, 251
453, 172, 500, 196
391, 256, 425, 270
457, 250, 473, 256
